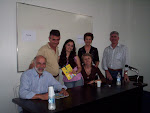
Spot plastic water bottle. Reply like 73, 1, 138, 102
48, 86, 56, 110
116, 72, 121, 85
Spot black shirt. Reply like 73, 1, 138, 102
78, 46, 99, 65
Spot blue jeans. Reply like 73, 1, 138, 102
108, 69, 122, 84
64, 78, 83, 88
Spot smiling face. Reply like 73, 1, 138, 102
110, 33, 119, 45
84, 36, 92, 46
83, 55, 92, 66
34, 56, 46, 75
65, 41, 74, 53
49, 35, 60, 48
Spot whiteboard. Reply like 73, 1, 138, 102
17, 3, 92, 72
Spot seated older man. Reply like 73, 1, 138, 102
19, 55, 68, 100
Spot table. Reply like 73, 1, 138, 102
12, 81, 147, 113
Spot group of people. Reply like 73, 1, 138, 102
19, 29, 130, 100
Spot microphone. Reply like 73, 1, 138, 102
125, 65, 141, 86
125, 65, 138, 73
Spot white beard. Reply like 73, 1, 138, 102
34, 67, 45, 74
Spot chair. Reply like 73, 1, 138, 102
13, 82, 22, 113
13, 82, 20, 98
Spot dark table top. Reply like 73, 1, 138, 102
12, 81, 147, 113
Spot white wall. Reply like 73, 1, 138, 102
128, 0, 150, 91
0, 0, 150, 113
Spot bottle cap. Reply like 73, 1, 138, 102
48, 86, 55, 96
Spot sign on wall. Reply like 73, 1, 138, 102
17, 3, 92, 72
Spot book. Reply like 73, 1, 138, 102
61, 64, 76, 80
55, 93, 69, 99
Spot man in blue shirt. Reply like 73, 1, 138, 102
19, 55, 68, 100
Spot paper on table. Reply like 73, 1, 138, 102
55, 93, 69, 99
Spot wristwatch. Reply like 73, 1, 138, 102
125, 71, 128, 75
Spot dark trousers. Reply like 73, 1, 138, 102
108, 69, 122, 84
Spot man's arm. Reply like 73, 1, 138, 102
124, 71, 130, 82
59, 88, 69, 96
50, 78, 69, 96
29, 60, 34, 69
19, 73, 37, 99
47, 72, 68, 95
105, 70, 113, 81
123, 46, 130, 82
33, 88, 69, 99
31, 93, 48, 100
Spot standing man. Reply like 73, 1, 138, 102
19, 55, 68, 100
102, 31, 130, 84
37, 29, 60, 81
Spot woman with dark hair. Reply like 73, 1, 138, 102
78, 32, 99, 67
59, 39, 83, 88
81, 53, 106, 85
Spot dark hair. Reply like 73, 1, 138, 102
49, 29, 60, 37
84, 32, 94, 41
110, 31, 119, 36
59, 39, 76, 68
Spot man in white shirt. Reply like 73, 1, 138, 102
102, 31, 130, 83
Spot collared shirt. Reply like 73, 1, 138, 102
19, 68, 67, 99
102, 43, 129, 71
37, 43, 59, 76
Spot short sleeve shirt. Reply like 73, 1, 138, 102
37, 43, 59, 76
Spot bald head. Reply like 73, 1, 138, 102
34, 55, 46, 64
34, 55, 46, 75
